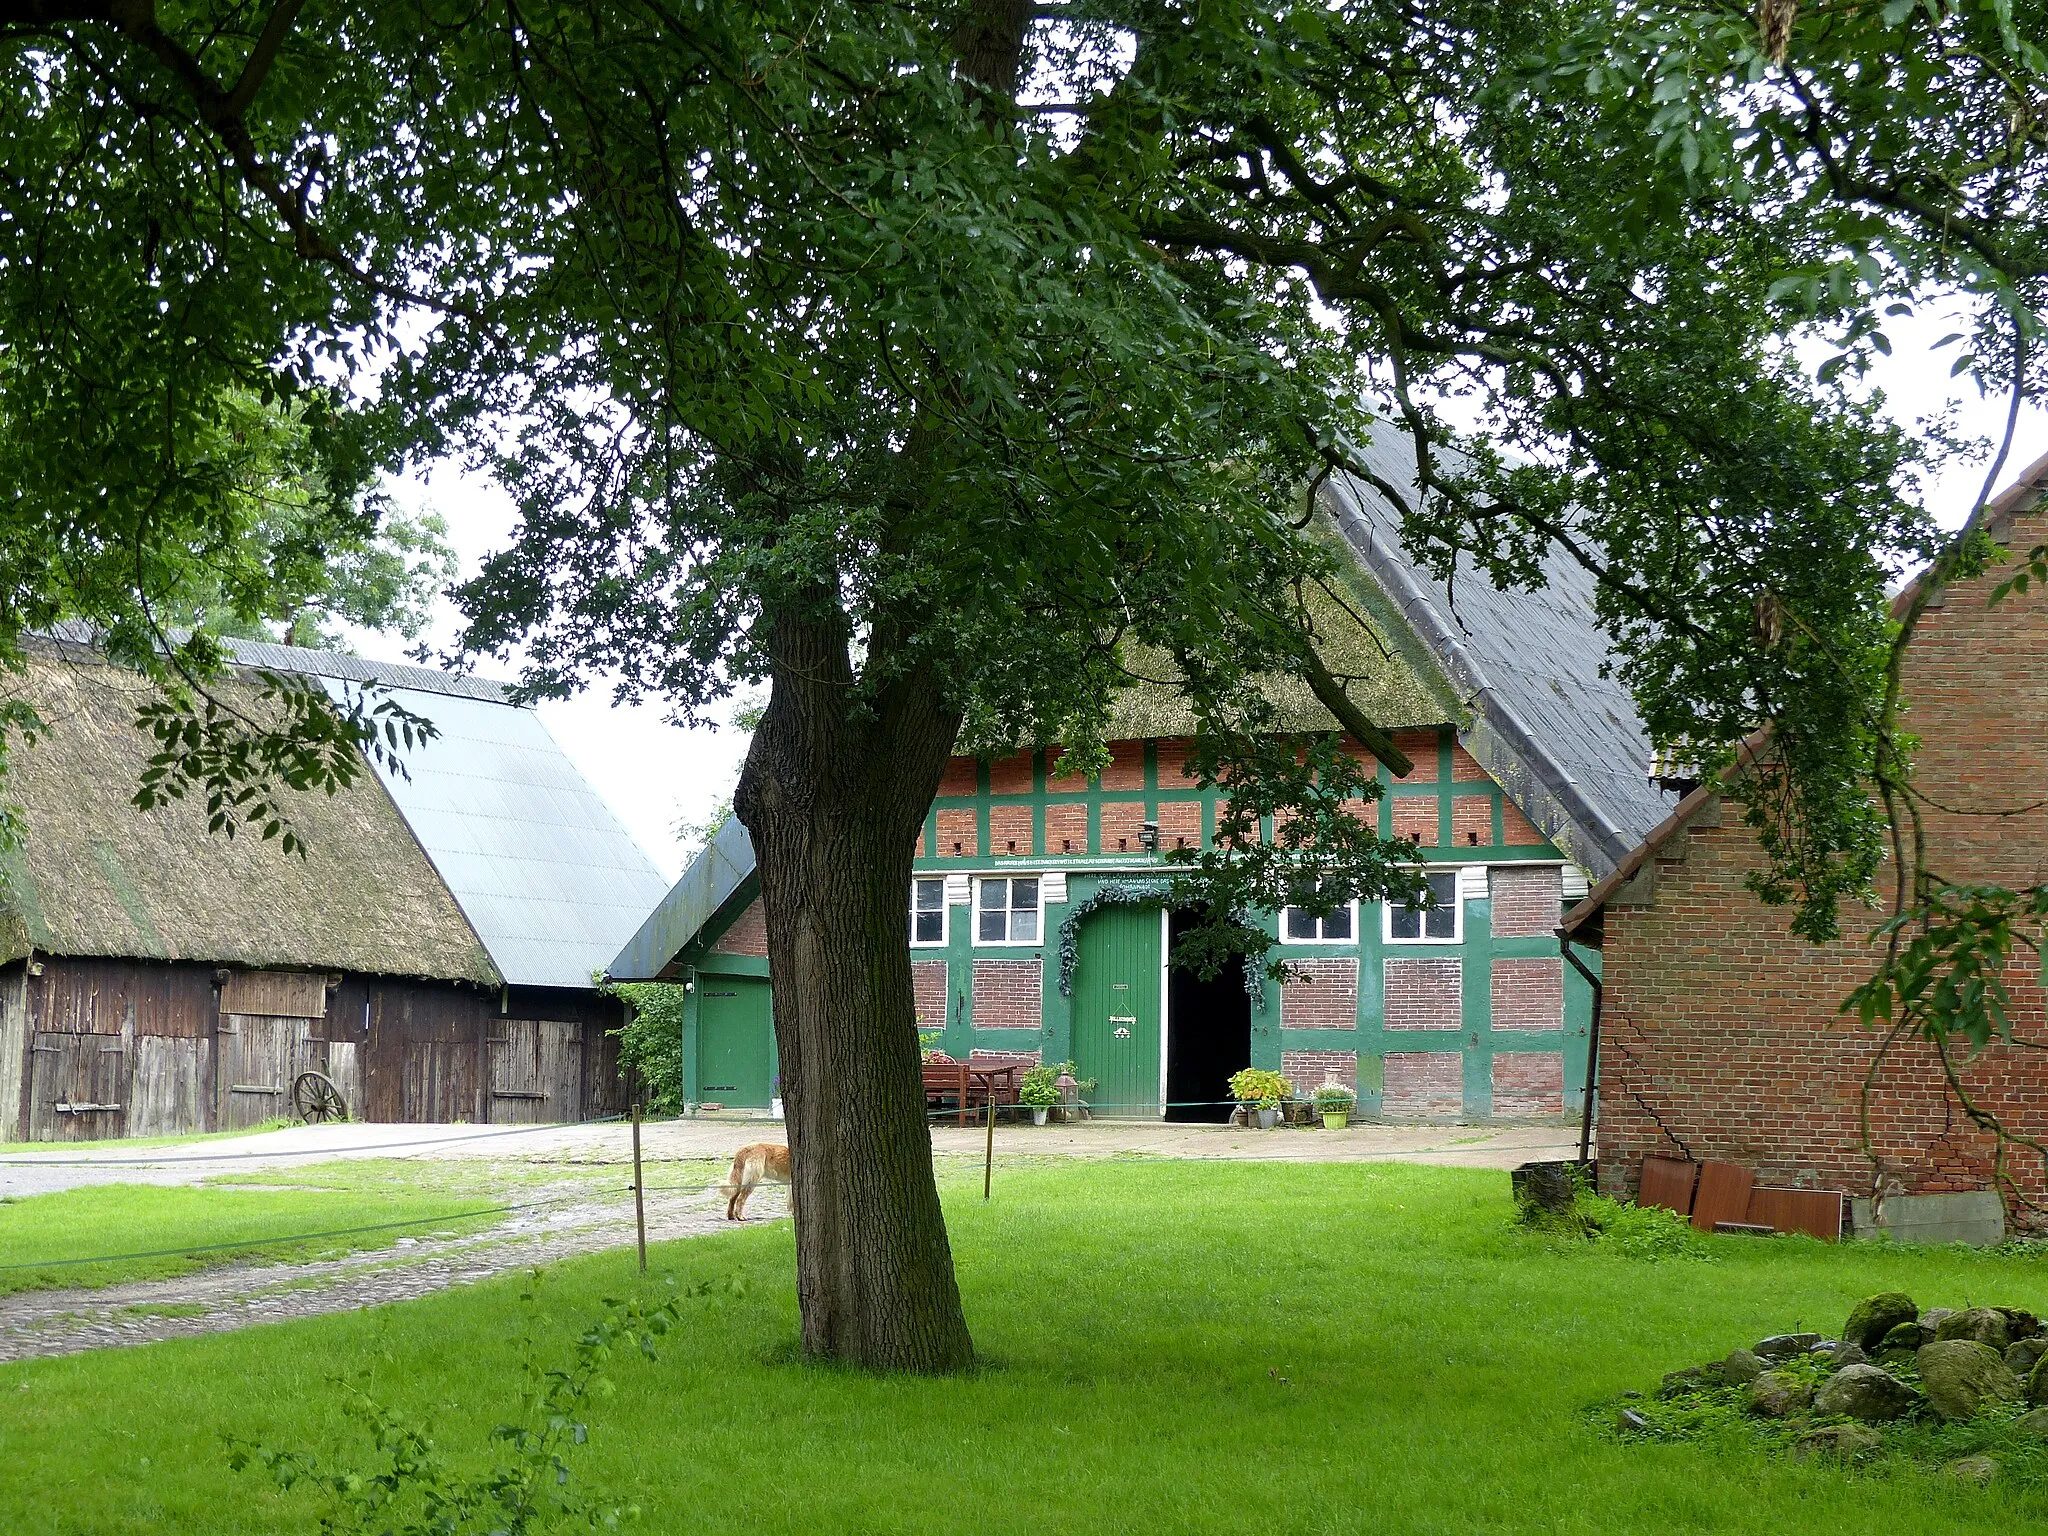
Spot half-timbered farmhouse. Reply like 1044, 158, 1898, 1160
611, 440, 1675, 1121
0, 634, 672, 1140
1561, 450, 2048, 1234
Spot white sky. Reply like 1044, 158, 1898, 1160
339, 308, 2047, 886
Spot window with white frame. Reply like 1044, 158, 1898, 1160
909, 877, 947, 947
1281, 879, 1355, 942
976, 876, 1040, 944
1386, 871, 1460, 942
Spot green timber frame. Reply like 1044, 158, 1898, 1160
666, 726, 1594, 1121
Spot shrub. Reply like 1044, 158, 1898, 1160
603, 981, 686, 1114
1020, 1065, 1061, 1108
1228, 1067, 1292, 1108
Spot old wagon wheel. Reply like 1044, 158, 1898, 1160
291, 1070, 350, 1125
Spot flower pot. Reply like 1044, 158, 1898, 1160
1321, 1109, 1350, 1130
1031, 1107, 1049, 1127
1253, 1106, 1280, 1130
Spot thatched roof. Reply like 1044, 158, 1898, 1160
0, 648, 500, 984
1100, 524, 1465, 741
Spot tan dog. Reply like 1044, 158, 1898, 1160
720, 1142, 791, 1220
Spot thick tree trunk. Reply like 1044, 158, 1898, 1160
734, 607, 974, 1373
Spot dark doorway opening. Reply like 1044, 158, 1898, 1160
1165, 908, 1252, 1123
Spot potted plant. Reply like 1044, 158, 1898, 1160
1229, 1068, 1293, 1129
1312, 1079, 1357, 1130
1020, 1064, 1061, 1126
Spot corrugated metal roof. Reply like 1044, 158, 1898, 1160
309, 677, 672, 991
607, 816, 757, 981
1322, 432, 1676, 875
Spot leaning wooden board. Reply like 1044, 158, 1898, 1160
1747, 1186, 1845, 1241
1638, 1155, 1700, 1216
1690, 1161, 1755, 1234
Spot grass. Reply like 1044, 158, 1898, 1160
0, 1182, 506, 1295
4, 1159, 2048, 1532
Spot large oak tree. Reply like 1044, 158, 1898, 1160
2, 0, 2040, 1366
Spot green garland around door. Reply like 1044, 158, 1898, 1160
1056, 878, 1265, 1008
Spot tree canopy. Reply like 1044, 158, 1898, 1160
1, 0, 2042, 1365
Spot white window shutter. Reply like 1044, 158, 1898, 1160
1456, 864, 1489, 902
944, 873, 971, 906
1560, 865, 1590, 900
1042, 872, 1068, 904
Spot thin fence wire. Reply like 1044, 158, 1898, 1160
0, 1112, 629, 1169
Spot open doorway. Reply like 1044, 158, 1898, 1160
1165, 908, 1252, 1123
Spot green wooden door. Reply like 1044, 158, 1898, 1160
1071, 906, 1162, 1116
696, 977, 775, 1107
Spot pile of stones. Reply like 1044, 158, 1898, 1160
1622, 1292, 2048, 1481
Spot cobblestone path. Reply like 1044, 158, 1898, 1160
0, 1179, 788, 1364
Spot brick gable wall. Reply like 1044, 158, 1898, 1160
709, 898, 768, 956
1384, 957, 1461, 1030
1595, 502, 2048, 1216
1280, 959, 1359, 1029
971, 960, 1042, 1031
1490, 866, 1562, 938
913, 961, 949, 1027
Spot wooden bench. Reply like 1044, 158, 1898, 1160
922, 1057, 973, 1126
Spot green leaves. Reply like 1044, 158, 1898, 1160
226, 1274, 726, 1534
133, 671, 434, 857
1847, 883, 2048, 1053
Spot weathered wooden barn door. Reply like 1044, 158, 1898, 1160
489, 1019, 584, 1123
217, 971, 330, 1130
26, 1032, 128, 1141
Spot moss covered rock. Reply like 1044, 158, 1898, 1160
1918, 1340, 2021, 1420
1935, 1307, 2012, 1351
2030, 1350, 2048, 1407
1748, 1371, 1814, 1419
1813, 1363, 1919, 1423
1880, 1320, 1932, 1353
1792, 1423, 1884, 1462
1722, 1347, 1764, 1385
1946, 1454, 2000, 1486
1843, 1292, 1918, 1352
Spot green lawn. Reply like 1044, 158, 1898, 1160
0, 1181, 506, 1295
3, 1160, 2045, 1532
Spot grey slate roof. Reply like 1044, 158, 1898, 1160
1320, 431, 1675, 877
608, 816, 757, 982
222, 636, 512, 704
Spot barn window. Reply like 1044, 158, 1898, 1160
1386, 872, 1460, 943
1282, 879, 1355, 943
910, 878, 947, 947
975, 876, 1040, 944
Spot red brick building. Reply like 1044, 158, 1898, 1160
1562, 451, 2048, 1227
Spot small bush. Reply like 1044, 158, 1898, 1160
604, 981, 686, 1114
1520, 1182, 1715, 1263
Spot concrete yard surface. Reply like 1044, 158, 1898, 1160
0, 1114, 1575, 1198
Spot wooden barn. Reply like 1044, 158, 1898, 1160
611, 438, 1676, 1122
0, 634, 673, 1140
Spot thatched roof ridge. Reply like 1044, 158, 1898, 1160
0, 649, 500, 984
1100, 525, 1464, 742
